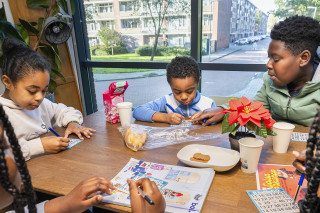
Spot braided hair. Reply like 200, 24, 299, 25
301, 109, 320, 212
0, 104, 37, 212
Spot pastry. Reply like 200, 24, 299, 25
190, 153, 210, 163
124, 127, 147, 151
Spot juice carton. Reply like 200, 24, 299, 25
103, 81, 129, 124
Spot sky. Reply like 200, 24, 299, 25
250, 0, 276, 14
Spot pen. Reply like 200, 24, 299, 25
48, 127, 61, 137
292, 172, 305, 205
166, 103, 177, 113
137, 186, 155, 205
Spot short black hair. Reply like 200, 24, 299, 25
166, 56, 200, 85
1, 38, 50, 84
271, 15, 320, 60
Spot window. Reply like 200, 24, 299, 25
78, 0, 295, 114
121, 19, 139, 28
120, 1, 133, 11
99, 3, 113, 13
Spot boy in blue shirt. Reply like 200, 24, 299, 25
133, 56, 215, 125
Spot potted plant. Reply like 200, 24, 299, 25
0, 0, 74, 94
217, 96, 276, 151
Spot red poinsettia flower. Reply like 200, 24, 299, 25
217, 97, 276, 129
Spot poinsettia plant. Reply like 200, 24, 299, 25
217, 97, 277, 138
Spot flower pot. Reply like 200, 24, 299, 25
228, 132, 256, 151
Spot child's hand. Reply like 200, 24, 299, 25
190, 107, 225, 126
44, 177, 115, 213
64, 122, 96, 139
189, 111, 202, 124
166, 113, 185, 124
128, 178, 166, 213
41, 136, 70, 153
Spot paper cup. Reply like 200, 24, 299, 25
117, 102, 133, 126
239, 138, 264, 173
272, 122, 295, 153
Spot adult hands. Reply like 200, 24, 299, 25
128, 178, 166, 213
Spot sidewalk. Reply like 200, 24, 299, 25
93, 47, 240, 82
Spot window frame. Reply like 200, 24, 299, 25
73, 0, 266, 115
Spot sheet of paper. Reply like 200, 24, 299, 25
290, 132, 308, 142
101, 158, 215, 213
67, 138, 83, 149
247, 188, 299, 213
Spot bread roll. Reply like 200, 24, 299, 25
124, 127, 147, 151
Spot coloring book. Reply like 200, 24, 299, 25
102, 158, 215, 213
256, 164, 307, 202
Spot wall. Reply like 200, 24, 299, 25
8, 0, 83, 113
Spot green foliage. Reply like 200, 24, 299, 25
272, 0, 320, 20
91, 45, 127, 56
135, 45, 190, 56
0, 0, 73, 92
98, 27, 123, 47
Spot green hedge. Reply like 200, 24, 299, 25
91, 45, 127, 55
135, 45, 190, 56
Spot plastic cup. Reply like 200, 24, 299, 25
239, 138, 264, 173
117, 102, 133, 126
272, 122, 295, 153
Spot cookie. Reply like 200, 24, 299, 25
190, 153, 210, 163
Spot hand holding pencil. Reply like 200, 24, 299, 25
128, 178, 166, 213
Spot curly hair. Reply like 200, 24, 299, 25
166, 56, 200, 85
0, 104, 37, 212
1, 38, 50, 84
271, 15, 320, 61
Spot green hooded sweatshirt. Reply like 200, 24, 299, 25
254, 69, 320, 126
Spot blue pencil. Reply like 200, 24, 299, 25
166, 103, 177, 113
48, 127, 61, 137
292, 172, 305, 204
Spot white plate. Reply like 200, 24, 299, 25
177, 144, 240, 172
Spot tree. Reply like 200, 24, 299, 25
272, 0, 319, 20
98, 27, 123, 55
134, 0, 190, 61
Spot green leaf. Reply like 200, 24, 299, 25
57, 0, 68, 14
255, 122, 267, 138
26, 0, 50, 8
57, 0, 75, 14
49, 78, 57, 92
0, 21, 25, 43
221, 113, 240, 135
15, 24, 30, 45
19, 18, 40, 35
37, 18, 44, 31
0, 3, 7, 21
267, 128, 277, 136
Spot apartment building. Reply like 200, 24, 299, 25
84, 0, 267, 53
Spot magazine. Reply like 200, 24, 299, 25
256, 164, 307, 201
102, 158, 215, 213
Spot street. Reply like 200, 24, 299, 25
94, 37, 271, 110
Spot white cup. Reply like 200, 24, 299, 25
272, 122, 295, 153
239, 138, 264, 173
117, 102, 133, 126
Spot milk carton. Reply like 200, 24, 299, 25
103, 81, 129, 124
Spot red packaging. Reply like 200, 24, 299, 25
103, 81, 129, 124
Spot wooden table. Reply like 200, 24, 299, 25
27, 111, 308, 212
